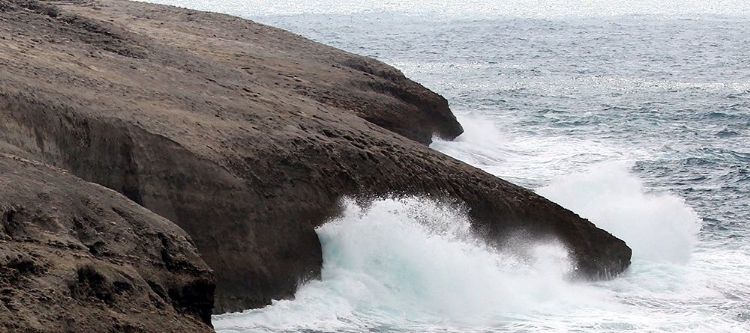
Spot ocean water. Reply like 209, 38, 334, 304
144, 1, 750, 331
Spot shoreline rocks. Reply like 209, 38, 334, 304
0, 0, 631, 319
0, 153, 215, 332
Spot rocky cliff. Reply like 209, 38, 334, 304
0, 0, 631, 317
0, 153, 214, 332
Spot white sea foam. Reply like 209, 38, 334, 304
214, 197, 609, 333
538, 161, 702, 263
435, 117, 702, 264
431, 115, 634, 187
213, 196, 744, 333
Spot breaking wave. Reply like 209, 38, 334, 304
214, 197, 607, 333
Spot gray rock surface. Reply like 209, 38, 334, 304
0, 0, 631, 315
0, 153, 214, 332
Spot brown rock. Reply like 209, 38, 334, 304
0, 153, 215, 332
0, 0, 630, 315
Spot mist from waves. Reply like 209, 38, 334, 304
214, 197, 602, 333
213, 186, 745, 332
431, 116, 748, 331
437, 116, 702, 264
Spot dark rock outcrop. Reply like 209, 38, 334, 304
0, 153, 215, 332
0, 0, 631, 315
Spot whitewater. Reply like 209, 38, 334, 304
144, 1, 750, 331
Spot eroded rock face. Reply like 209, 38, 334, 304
0, 153, 215, 332
0, 0, 630, 314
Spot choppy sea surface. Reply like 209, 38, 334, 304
145, 1, 750, 332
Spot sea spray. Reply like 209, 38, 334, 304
433, 117, 701, 264
429, 115, 511, 172
431, 115, 632, 188
538, 161, 702, 264
213, 119, 743, 333
214, 197, 610, 332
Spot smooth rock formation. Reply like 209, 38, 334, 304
0, 0, 631, 315
0, 153, 214, 332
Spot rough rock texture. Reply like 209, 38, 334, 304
0, 0, 631, 314
0, 153, 214, 332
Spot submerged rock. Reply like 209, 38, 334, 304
0, 0, 630, 316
